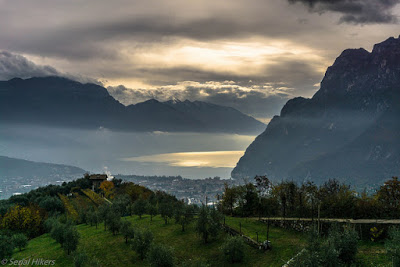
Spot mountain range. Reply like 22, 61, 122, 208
232, 36, 400, 187
0, 77, 265, 134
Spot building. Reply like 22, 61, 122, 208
87, 174, 107, 191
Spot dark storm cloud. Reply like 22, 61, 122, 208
0, 51, 60, 80
289, 0, 400, 24
0, 51, 99, 84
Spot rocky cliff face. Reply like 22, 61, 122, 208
232, 36, 400, 186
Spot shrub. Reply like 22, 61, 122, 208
148, 243, 174, 267
73, 251, 88, 267
221, 236, 245, 263
131, 229, 154, 260
0, 235, 14, 260
12, 233, 28, 251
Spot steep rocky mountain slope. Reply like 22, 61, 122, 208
232, 36, 400, 186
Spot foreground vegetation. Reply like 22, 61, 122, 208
1, 174, 399, 266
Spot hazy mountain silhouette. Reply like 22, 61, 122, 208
232, 36, 400, 186
0, 77, 265, 134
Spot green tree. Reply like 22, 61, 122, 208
50, 221, 67, 247
107, 214, 122, 235
159, 202, 173, 224
174, 204, 194, 232
120, 220, 135, 243
147, 202, 158, 221
131, 229, 154, 260
148, 243, 175, 267
221, 236, 245, 263
64, 226, 80, 255
196, 205, 222, 243
133, 198, 147, 219
12, 233, 28, 251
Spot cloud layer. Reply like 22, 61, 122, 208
0, 0, 399, 119
289, 0, 400, 24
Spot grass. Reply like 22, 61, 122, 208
357, 240, 391, 267
12, 215, 306, 266
11, 215, 392, 266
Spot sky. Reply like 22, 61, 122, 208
0, 0, 399, 121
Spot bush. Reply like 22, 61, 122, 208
73, 251, 88, 267
291, 226, 358, 266
221, 236, 245, 264
148, 243, 174, 267
131, 229, 153, 260
0, 235, 14, 260
12, 233, 28, 251
329, 225, 358, 264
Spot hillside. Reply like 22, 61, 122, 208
11, 215, 304, 266
0, 76, 265, 134
232, 36, 400, 185
0, 156, 86, 199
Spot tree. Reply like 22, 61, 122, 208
385, 227, 400, 266
147, 202, 158, 221
0, 235, 14, 260
64, 226, 80, 255
221, 236, 245, 263
1, 204, 44, 237
112, 194, 131, 216
148, 244, 174, 267
175, 204, 195, 232
50, 221, 67, 247
120, 220, 135, 243
133, 198, 147, 219
99, 180, 114, 198
159, 202, 173, 224
107, 213, 122, 235
131, 229, 154, 260
12, 233, 28, 251
378, 177, 400, 217
98, 204, 111, 231
221, 183, 239, 215
196, 205, 222, 243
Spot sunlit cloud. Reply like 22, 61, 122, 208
120, 151, 245, 168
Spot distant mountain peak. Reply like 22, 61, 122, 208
0, 76, 265, 134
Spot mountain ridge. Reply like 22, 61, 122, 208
0, 76, 266, 134
232, 36, 400, 186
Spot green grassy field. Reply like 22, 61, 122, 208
11, 215, 391, 266
12, 215, 306, 266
